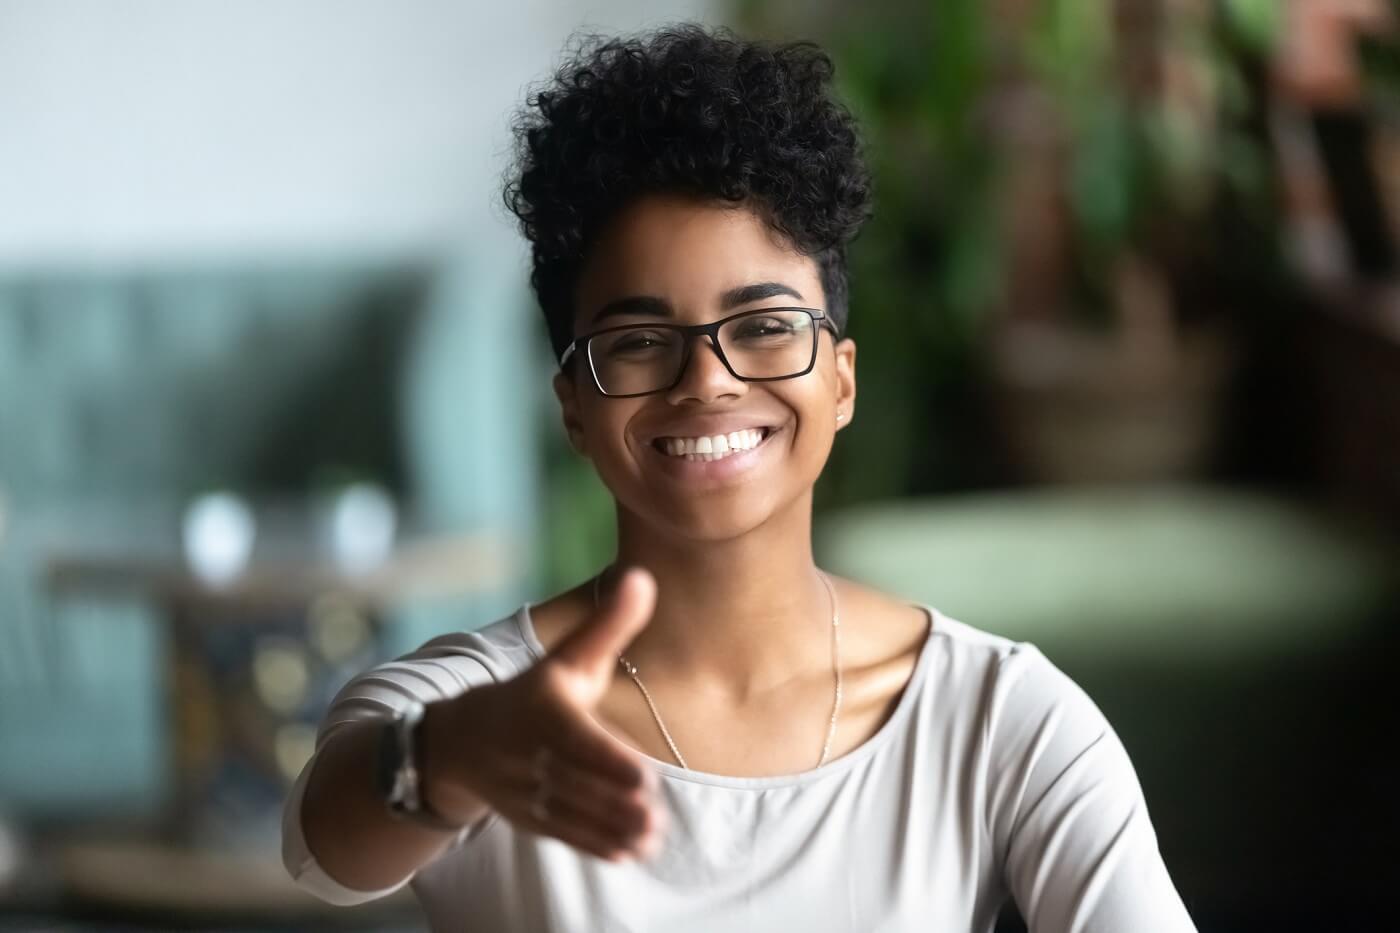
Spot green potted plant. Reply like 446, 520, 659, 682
740, 0, 1281, 492
983, 0, 1279, 484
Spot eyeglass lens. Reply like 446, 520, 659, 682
586, 309, 819, 396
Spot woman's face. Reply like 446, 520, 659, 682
554, 193, 857, 543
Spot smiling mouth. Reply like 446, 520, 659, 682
651, 427, 775, 462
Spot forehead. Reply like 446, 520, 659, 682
574, 195, 822, 320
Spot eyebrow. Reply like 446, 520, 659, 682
590, 281, 805, 325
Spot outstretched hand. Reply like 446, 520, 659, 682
436, 567, 666, 862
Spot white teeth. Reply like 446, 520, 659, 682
658, 428, 769, 460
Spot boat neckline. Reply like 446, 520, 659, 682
513, 600, 939, 790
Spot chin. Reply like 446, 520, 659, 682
669, 512, 768, 544
635, 486, 793, 544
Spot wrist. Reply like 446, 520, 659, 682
375, 701, 463, 833
419, 698, 490, 828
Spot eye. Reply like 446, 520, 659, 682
602, 330, 671, 356
733, 316, 800, 338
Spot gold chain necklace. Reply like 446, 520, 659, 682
592, 567, 843, 771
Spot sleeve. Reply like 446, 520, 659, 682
983, 643, 1198, 933
281, 628, 521, 906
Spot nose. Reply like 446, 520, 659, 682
664, 335, 745, 405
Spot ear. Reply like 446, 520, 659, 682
553, 369, 589, 458
833, 337, 857, 430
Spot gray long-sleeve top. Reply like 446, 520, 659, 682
283, 603, 1198, 932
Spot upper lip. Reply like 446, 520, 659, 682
644, 419, 779, 443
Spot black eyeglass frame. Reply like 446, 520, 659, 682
558, 306, 840, 398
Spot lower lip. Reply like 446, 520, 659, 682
644, 430, 778, 484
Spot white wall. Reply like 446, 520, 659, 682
0, 0, 718, 267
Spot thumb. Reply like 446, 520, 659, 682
549, 567, 657, 693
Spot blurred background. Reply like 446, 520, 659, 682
0, 0, 1396, 930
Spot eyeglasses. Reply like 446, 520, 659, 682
559, 307, 838, 398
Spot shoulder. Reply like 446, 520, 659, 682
327, 608, 539, 710
521, 579, 596, 654
836, 575, 1025, 684
911, 611, 1138, 834
413, 609, 542, 676
929, 616, 1130, 811
916, 600, 1069, 696
309, 606, 540, 745
398, 582, 596, 670
896, 601, 1109, 751
829, 580, 1084, 751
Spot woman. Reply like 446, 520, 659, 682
283, 24, 1197, 932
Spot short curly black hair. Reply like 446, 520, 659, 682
503, 23, 873, 362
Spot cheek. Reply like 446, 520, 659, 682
791, 415, 836, 475
579, 400, 642, 468
761, 391, 836, 482
802, 391, 845, 462
786, 381, 838, 436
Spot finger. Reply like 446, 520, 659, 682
500, 795, 640, 862
544, 754, 665, 841
508, 805, 625, 861
499, 766, 661, 854
589, 710, 658, 783
491, 715, 652, 797
484, 696, 651, 793
549, 567, 656, 687
555, 709, 654, 789
542, 789, 663, 856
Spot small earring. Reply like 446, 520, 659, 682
836, 412, 846, 424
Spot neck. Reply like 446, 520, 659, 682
607, 492, 835, 700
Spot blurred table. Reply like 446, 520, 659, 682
45, 530, 510, 613
20, 529, 511, 926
